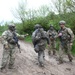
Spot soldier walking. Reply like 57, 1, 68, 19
0, 23, 28, 71
47, 25, 58, 55
32, 24, 50, 67
58, 20, 74, 63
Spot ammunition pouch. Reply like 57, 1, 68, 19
34, 45, 39, 53
8, 39, 16, 44
4, 44, 9, 49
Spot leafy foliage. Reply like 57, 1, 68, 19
0, 0, 75, 54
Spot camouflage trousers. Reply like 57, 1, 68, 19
35, 44, 46, 66
1, 45, 17, 69
48, 40, 56, 55
38, 50, 45, 66
59, 42, 73, 62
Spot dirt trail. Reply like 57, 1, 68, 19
0, 40, 75, 75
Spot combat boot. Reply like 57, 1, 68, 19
58, 57, 64, 64
68, 54, 73, 62
8, 64, 15, 69
69, 57, 73, 62
0, 67, 4, 72
39, 63, 44, 67
0, 67, 6, 72
48, 51, 51, 56
53, 50, 56, 55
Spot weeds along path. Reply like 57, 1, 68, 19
0, 40, 75, 75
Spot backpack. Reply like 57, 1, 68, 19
32, 29, 42, 46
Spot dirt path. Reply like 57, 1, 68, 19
0, 40, 75, 75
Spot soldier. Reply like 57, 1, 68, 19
47, 25, 58, 55
32, 24, 50, 67
0, 23, 28, 71
58, 20, 74, 63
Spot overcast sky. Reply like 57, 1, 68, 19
0, 0, 54, 24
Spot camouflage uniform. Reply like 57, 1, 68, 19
0, 24, 26, 70
58, 21, 74, 63
47, 26, 58, 55
32, 24, 50, 67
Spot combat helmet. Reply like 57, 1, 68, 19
34, 24, 42, 29
59, 20, 66, 25
8, 23, 15, 31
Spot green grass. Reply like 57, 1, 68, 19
0, 32, 2, 36
71, 40, 75, 55
25, 35, 32, 43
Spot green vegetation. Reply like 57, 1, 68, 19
25, 35, 32, 43
72, 40, 75, 55
0, 0, 75, 54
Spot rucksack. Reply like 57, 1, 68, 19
32, 29, 41, 46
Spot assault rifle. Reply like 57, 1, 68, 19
13, 33, 21, 53
49, 33, 55, 40
16, 42, 21, 53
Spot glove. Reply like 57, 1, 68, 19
58, 33, 62, 37
4, 44, 9, 49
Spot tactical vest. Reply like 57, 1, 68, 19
32, 29, 47, 46
13, 32, 18, 43
59, 28, 71, 41
48, 30, 56, 40
6, 30, 18, 44
32, 29, 41, 45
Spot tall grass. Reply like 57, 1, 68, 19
72, 40, 75, 55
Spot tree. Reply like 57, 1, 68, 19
52, 0, 75, 14
37, 5, 50, 17
66, 0, 75, 13
11, 0, 27, 27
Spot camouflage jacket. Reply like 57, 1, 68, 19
58, 27, 74, 43
47, 29, 58, 41
32, 29, 50, 46
1, 30, 25, 47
